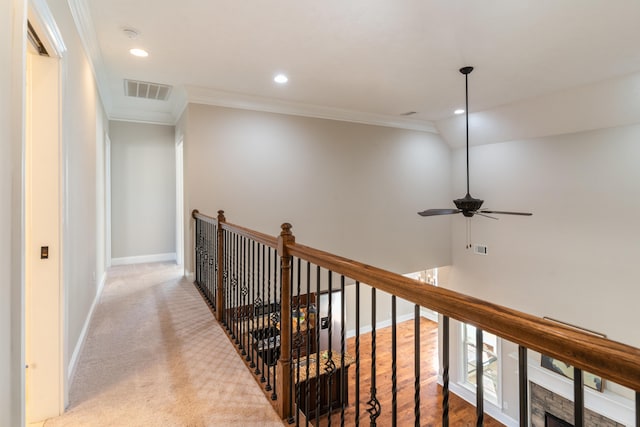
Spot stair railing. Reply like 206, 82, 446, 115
192, 209, 640, 427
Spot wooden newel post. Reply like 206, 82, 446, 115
215, 210, 226, 322
276, 223, 295, 420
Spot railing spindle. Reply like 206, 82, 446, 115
260, 244, 266, 382
442, 316, 450, 427
367, 287, 380, 426
518, 346, 528, 427
340, 275, 346, 426
355, 281, 361, 427
249, 240, 256, 369
414, 304, 420, 427
305, 261, 312, 427
476, 327, 484, 426
391, 295, 397, 427
327, 270, 334, 427
272, 244, 280, 402
216, 211, 225, 320
574, 367, 584, 427
315, 266, 321, 426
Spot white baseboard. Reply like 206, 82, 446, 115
111, 252, 176, 266
185, 270, 194, 281
68, 271, 106, 384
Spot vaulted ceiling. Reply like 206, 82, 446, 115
72, 0, 640, 147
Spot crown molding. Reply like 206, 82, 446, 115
109, 107, 176, 126
67, 0, 112, 112
185, 85, 438, 133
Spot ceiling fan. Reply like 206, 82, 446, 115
418, 66, 532, 223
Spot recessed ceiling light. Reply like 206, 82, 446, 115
454, 109, 465, 115
129, 48, 149, 57
274, 74, 288, 84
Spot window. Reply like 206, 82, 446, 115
462, 323, 500, 405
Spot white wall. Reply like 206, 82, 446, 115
1, 1, 26, 425
109, 120, 176, 260
183, 104, 452, 276
446, 123, 640, 420
44, 0, 107, 395
181, 104, 452, 336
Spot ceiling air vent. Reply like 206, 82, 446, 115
124, 79, 172, 101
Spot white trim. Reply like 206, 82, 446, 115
108, 108, 176, 125
185, 270, 195, 281
185, 85, 438, 133
67, 272, 106, 385
111, 252, 177, 266
27, 0, 66, 57
104, 134, 111, 268
444, 380, 519, 427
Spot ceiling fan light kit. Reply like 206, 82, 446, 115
418, 66, 532, 246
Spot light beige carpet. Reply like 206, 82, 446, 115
46, 262, 285, 427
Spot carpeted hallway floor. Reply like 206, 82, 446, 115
45, 262, 285, 427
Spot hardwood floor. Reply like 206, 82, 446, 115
300, 317, 504, 427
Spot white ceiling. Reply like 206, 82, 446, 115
75, 0, 640, 147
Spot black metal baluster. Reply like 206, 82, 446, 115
574, 367, 584, 427
340, 275, 346, 426
208, 222, 213, 301
414, 304, 420, 427
259, 244, 266, 382
234, 233, 240, 344
213, 222, 217, 307
326, 271, 334, 427
315, 266, 321, 426
355, 281, 361, 427
305, 261, 312, 427
291, 258, 302, 426
442, 316, 449, 427
244, 237, 250, 360
265, 247, 272, 392
240, 236, 246, 355
476, 327, 484, 427
249, 240, 256, 369
366, 287, 380, 426
518, 346, 528, 427
194, 218, 200, 286
391, 295, 397, 427
224, 230, 230, 331
271, 247, 279, 401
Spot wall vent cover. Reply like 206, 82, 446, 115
124, 79, 172, 101
473, 244, 488, 255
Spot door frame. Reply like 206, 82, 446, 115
25, 0, 66, 422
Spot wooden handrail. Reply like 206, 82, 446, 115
288, 240, 640, 392
221, 221, 278, 249
191, 210, 640, 392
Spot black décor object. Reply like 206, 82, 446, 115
418, 66, 532, 219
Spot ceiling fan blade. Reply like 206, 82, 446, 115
480, 210, 532, 216
418, 209, 461, 217
475, 212, 499, 220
